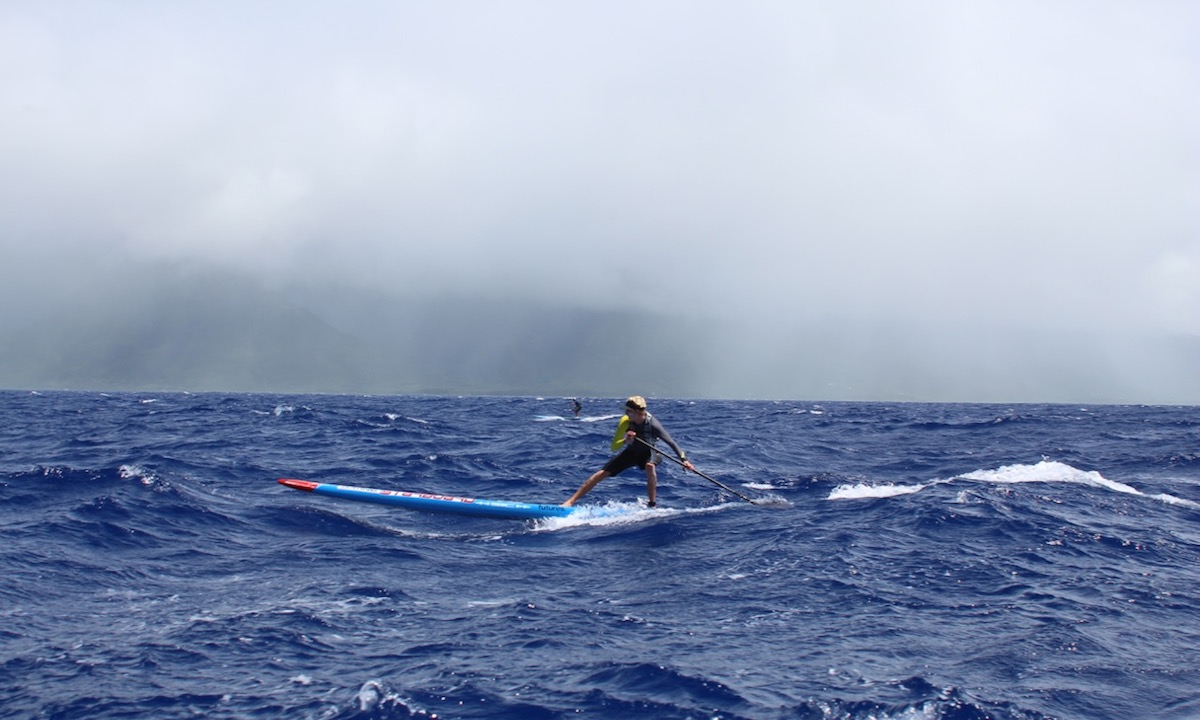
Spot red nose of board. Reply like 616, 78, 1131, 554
278, 478, 319, 492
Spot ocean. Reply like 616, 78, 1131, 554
1, 391, 1197, 719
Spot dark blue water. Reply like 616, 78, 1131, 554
2, 391, 1198, 720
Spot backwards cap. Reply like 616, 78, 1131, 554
625, 395, 647, 411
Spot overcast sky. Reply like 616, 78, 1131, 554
2, 1, 1197, 340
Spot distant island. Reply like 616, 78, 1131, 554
2, 270, 1197, 405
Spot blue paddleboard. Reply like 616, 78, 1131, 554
278, 478, 576, 520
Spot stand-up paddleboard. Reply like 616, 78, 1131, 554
278, 478, 576, 520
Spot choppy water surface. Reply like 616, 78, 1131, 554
2, 392, 1198, 719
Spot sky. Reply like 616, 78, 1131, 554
1, 1, 1197, 399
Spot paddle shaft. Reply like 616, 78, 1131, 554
633, 436, 757, 504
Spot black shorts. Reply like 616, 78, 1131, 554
603, 444, 659, 476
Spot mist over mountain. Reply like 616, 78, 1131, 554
0, 271, 700, 397
3, 4, 1196, 406
1, 270, 1196, 404
0, 277, 365, 393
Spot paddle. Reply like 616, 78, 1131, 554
633, 436, 758, 505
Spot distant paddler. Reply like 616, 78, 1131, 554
562, 395, 693, 508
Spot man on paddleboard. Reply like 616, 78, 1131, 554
562, 395, 694, 507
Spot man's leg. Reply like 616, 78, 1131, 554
645, 462, 658, 507
563, 469, 610, 507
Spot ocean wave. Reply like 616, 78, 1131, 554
2, 392, 1197, 720
828, 460, 1200, 508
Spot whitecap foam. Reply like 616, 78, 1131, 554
744, 482, 777, 491
751, 496, 794, 508
828, 460, 1198, 508
466, 598, 521, 609
354, 680, 428, 716
385, 414, 429, 425
829, 482, 930, 500
119, 464, 156, 486
357, 680, 384, 710
961, 460, 1141, 495
1152, 493, 1200, 508
531, 501, 733, 531
1021, 465, 1200, 507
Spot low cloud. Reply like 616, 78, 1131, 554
1, 2, 1196, 400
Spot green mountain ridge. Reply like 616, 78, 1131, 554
2, 276, 1197, 404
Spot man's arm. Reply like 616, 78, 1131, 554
649, 416, 686, 460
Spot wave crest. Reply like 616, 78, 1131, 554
829, 460, 1199, 508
